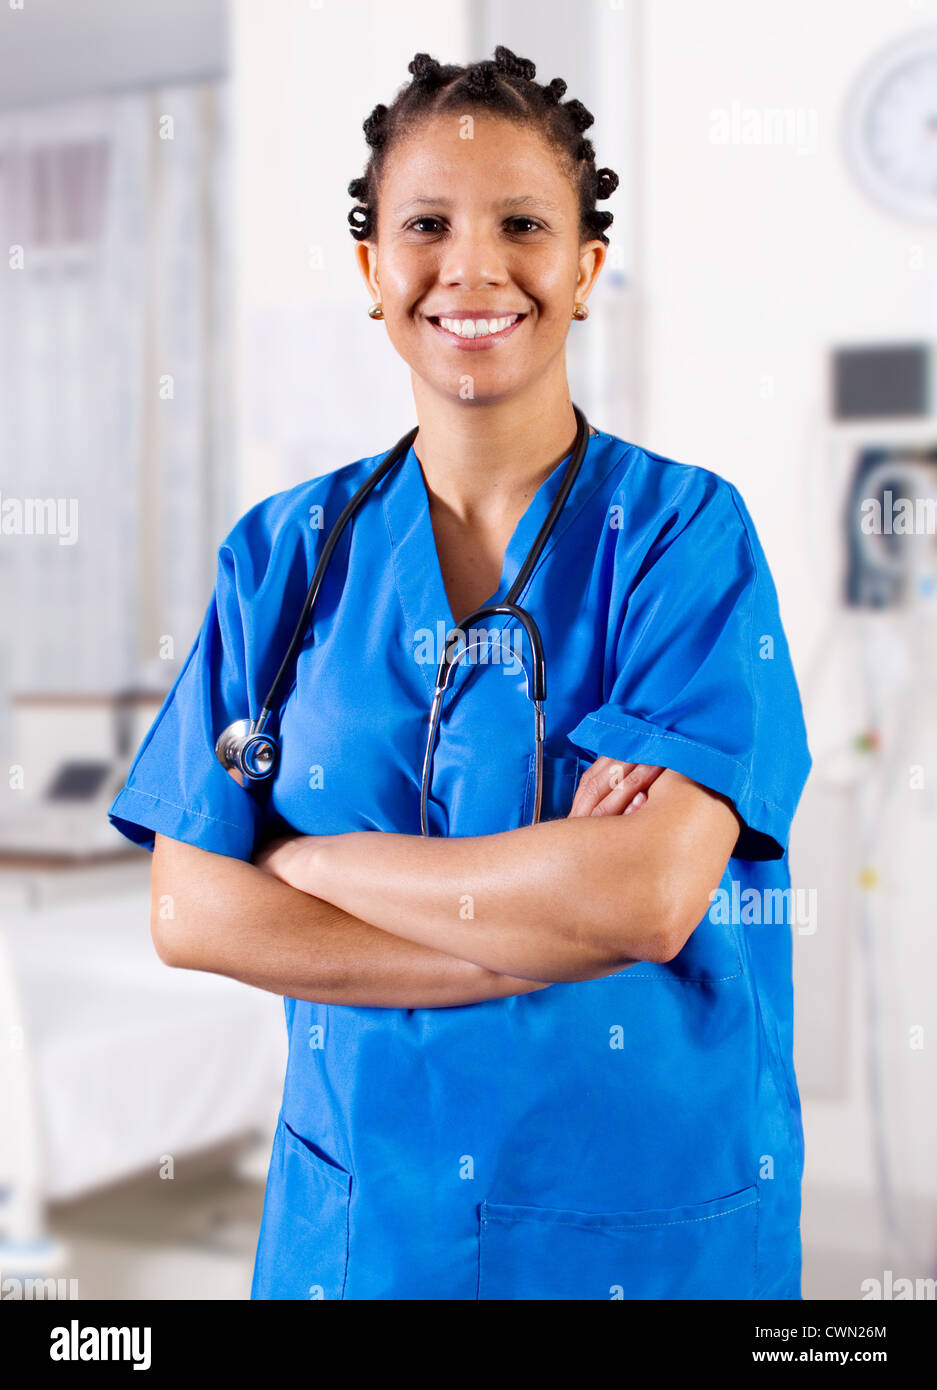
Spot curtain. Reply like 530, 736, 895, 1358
0, 80, 232, 698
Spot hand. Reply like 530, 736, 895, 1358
568, 756, 665, 819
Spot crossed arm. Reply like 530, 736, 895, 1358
150, 759, 740, 1006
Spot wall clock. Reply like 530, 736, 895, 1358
843, 30, 937, 223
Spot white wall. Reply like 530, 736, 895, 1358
231, 0, 472, 503
641, 0, 937, 1248
639, 0, 937, 669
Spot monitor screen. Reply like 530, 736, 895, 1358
45, 761, 113, 801
832, 343, 930, 420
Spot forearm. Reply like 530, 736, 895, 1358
151, 839, 549, 1008
290, 816, 668, 983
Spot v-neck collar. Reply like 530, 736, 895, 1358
383, 429, 603, 677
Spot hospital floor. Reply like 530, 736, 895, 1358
45, 1157, 882, 1300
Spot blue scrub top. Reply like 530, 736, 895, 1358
109, 427, 812, 1301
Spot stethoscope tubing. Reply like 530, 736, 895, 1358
218, 405, 592, 835
256, 423, 420, 732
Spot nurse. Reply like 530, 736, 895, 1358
108, 46, 812, 1300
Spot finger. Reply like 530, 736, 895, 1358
593, 787, 649, 819
569, 757, 636, 817
586, 764, 662, 817
571, 760, 642, 817
590, 778, 640, 816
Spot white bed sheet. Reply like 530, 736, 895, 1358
3, 890, 288, 1201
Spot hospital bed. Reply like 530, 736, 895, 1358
0, 869, 287, 1271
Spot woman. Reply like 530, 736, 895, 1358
108, 47, 812, 1301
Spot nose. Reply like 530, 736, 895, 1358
436, 222, 510, 291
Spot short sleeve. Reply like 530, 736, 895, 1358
108, 536, 266, 859
567, 472, 812, 860
108, 468, 337, 860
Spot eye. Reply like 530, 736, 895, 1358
405, 216, 446, 234
504, 216, 544, 234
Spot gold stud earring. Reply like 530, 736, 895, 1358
572, 302, 589, 321
368, 301, 384, 320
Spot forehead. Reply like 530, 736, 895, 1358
379, 112, 576, 203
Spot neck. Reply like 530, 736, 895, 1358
409, 367, 583, 526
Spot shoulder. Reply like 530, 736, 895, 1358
594, 428, 743, 518
211, 453, 392, 610
592, 428, 760, 566
220, 453, 381, 559
204, 453, 386, 614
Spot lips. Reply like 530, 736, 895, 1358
426, 313, 528, 349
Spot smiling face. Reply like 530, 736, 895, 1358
356, 112, 606, 406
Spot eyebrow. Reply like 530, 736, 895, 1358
393, 195, 561, 213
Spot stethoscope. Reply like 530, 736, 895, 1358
215, 404, 592, 835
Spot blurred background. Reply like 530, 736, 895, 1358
0, 0, 935, 1301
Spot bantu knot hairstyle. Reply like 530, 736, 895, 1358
347, 44, 619, 246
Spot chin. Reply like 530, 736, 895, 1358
445, 380, 526, 407
418, 363, 532, 404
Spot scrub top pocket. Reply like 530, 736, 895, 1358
251, 1113, 352, 1300
478, 1185, 759, 1300
523, 754, 590, 824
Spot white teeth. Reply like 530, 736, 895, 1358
437, 315, 519, 339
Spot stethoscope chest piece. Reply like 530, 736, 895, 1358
215, 718, 279, 780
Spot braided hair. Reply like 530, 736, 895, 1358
347, 46, 618, 246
